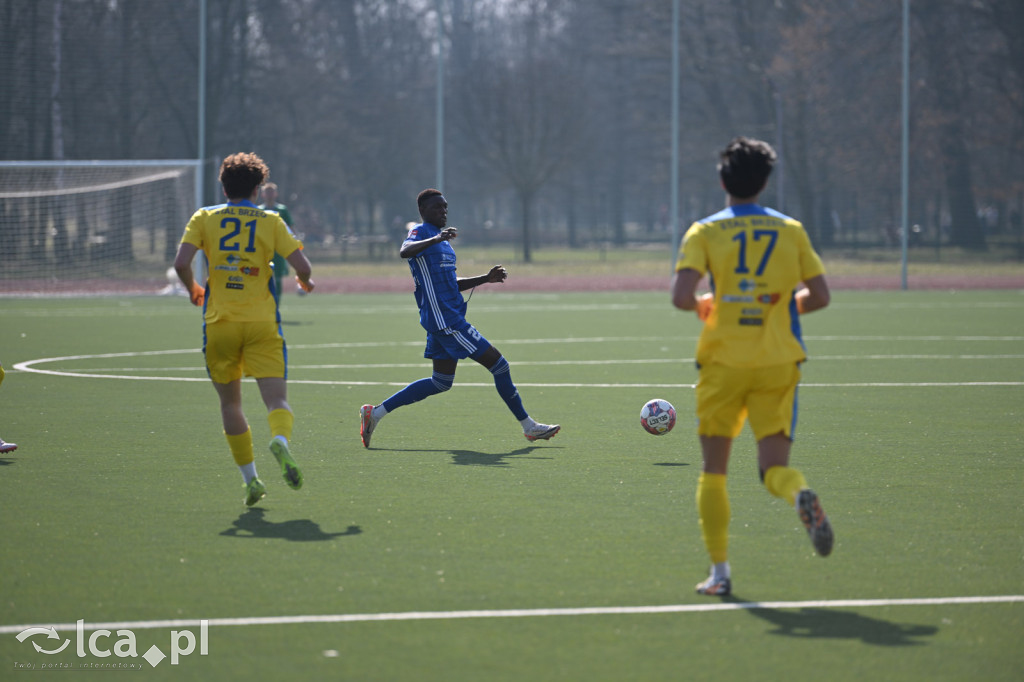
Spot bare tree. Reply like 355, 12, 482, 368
450, 0, 587, 261
2, 0, 1021, 260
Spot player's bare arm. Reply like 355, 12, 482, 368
795, 274, 830, 314
671, 268, 713, 321
400, 226, 457, 259
173, 242, 205, 306
671, 268, 701, 310
458, 264, 507, 291
286, 248, 314, 293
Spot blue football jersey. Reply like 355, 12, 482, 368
404, 222, 466, 333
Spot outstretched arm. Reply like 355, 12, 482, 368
458, 264, 507, 291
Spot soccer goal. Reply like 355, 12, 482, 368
0, 160, 202, 294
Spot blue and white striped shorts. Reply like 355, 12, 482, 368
423, 320, 492, 360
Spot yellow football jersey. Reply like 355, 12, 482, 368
675, 204, 825, 368
180, 200, 303, 323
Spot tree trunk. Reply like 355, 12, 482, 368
520, 190, 533, 263
919, 6, 984, 249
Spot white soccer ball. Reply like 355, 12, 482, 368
640, 398, 676, 435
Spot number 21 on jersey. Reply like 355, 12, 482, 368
220, 218, 257, 253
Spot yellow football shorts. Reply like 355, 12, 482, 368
204, 320, 286, 384
695, 362, 801, 440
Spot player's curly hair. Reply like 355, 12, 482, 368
718, 137, 776, 201
219, 152, 269, 200
417, 188, 443, 210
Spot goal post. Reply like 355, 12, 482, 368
0, 160, 203, 294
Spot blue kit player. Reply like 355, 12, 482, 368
360, 189, 559, 447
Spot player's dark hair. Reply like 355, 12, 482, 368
417, 188, 443, 211
220, 152, 269, 200
718, 137, 776, 200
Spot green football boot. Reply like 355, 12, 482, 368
269, 437, 303, 490
244, 478, 267, 507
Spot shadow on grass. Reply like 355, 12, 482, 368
220, 508, 362, 542
450, 445, 556, 467
366, 446, 559, 467
728, 595, 938, 645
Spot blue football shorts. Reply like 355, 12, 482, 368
423, 320, 492, 361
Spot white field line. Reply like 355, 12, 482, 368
5, 300, 1022, 318
293, 336, 1024, 346
12, 347, 1024, 388
1, 595, 1021, 634
8, 368, 1022, 389
19, 354, 1024, 373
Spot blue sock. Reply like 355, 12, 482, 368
381, 372, 454, 412
489, 357, 528, 421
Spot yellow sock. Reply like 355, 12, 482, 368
696, 472, 730, 565
267, 408, 294, 442
225, 429, 254, 466
763, 466, 808, 506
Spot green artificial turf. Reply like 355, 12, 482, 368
0, 289, 1021, 680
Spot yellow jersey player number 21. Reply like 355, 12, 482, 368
174, 152, 314, 507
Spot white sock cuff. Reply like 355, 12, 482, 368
239, 462, 258, 484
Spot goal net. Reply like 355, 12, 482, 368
0, 160, 202, 295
